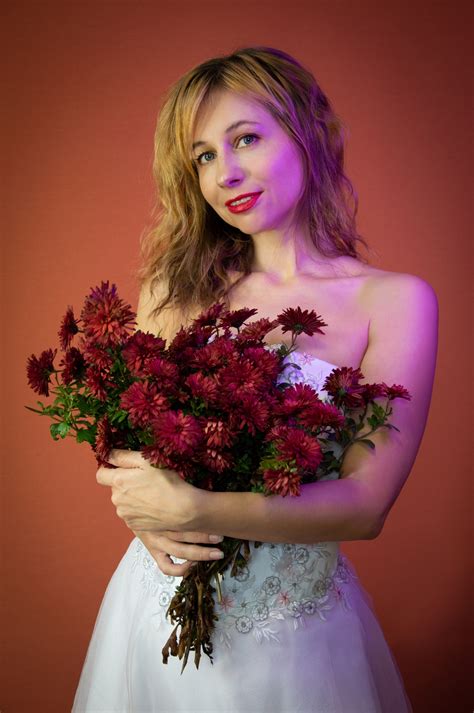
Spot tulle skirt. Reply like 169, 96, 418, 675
72, 537, 413, 713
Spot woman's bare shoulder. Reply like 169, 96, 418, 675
362, 266, 438, 311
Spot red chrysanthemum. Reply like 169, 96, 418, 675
189, 337, 238, 371
186, 373, 220, 406
80, 281, 136, 348
93, 414, 115, 467
382, 383, 412, 401
151, 410, 203, 456
299, 402, 345, 429
235, 318, 280, 345
58, 306, 79, 350
202, 418, 234, 449
219, 307, 258, 330
201, 447, 233, 474
277, 307, 328, 336
323, 366, 365, 409
147, 357, 180, 393
122, 331, 166, 377
120, 382, 169, 428
167, 325, 215, 364
276, 428, 323, 471
84, 365, 115, 401
361, 382, 387, 404
81, 343, 114, 372
26, 348, 57, 396
218, 360, 267, 398
277, 383, 321, 417
263, 467, 302, 497
229, 394, 271, 435
192, 302, 226, 328
60, 347, 86, 385
242, 346, 281, 381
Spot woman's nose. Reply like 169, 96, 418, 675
216, 152, 245, 188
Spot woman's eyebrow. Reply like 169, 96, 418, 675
192, 120, 261, 151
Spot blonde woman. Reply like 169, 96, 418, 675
73, 46, 437, 712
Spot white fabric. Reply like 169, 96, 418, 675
72, 351, 413, 713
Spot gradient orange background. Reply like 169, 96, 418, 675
1, 2, 472, 711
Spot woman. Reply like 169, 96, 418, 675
73, 46, 437, 712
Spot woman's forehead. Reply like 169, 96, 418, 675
192, 90, 272, 140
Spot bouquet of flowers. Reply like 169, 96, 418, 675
26, 281, 410, 672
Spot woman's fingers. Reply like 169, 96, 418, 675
154, 551, 196, 577
135, 531, 225, 576
163, 530, 224, 545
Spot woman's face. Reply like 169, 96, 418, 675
191, 89, 306, 237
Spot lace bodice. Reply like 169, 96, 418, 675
132, 351, 359, 649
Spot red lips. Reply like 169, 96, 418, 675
224, 192, 262, 207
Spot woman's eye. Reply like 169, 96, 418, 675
195, 134, 258, 166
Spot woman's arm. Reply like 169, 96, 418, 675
193, 273, 439, 543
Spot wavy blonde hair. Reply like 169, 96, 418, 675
137, 45, 371, 322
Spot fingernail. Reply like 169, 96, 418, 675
209, 535, 224, 543
210, 550, 224, 559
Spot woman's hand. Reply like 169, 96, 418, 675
131, 529, 225, 577
96, 448, 206, 532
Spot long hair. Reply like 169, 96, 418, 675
137, 46, 371, 323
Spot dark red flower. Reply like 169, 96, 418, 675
167, 325, 215, 364
202, 418, 234, 448
229, 395, 270, 435
120, 382, 169, 428
147, 357, 180, 394
242, 346, 281, 381
190, 337, 238, 371
58, 306, 79, 350
186, 373, 219, 405
84, 365, 115, 401
93, 414, 115, 467
26, 348, 57, 396
80, 281, 136, 348
382, 383, 412, 401
277, 383, 321, 417
60, 347, 86, 385
220, 307, 258, 330
323, 366, 365, 409
277, 307, 327, 336
361, 382, 387, 404
81, 343, 114, 372
263, 467, 302, 497
235, 318, 280, 345
218, 360, 266, 399
122, 331, 166, 377
201, 448, 233, 474
300, 402, 345, 429
192, 302, 226, 328
151, 410, 203, 456
275, 428, 323, 471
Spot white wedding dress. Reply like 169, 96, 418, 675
72, 351, 413, 713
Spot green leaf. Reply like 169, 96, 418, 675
57, 422, 70, 439
76, 429, 96, 445
50, 423, 61, 441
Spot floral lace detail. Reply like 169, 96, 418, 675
132, 539, 358, 648
271, 347, 336, 399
